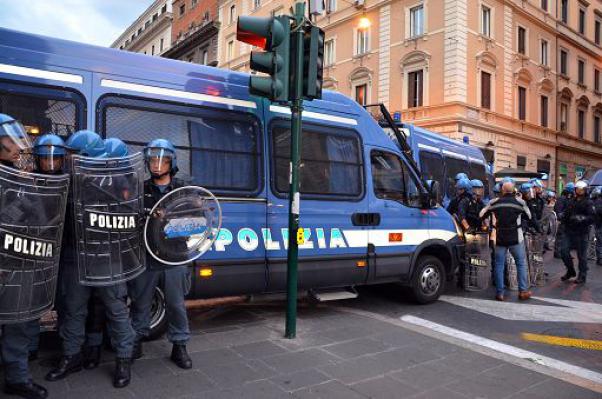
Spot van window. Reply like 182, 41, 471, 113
0, 81, 84, 138
272, 126, 363, 198
99, 96, 261, 195
469, 161, 488, 197
445, 156, 468, 198
419, 151, 445, 191
371, 151, 421, 207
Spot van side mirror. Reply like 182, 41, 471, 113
425, 180, 442, 208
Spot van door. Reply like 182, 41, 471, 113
265, 121, 369, 291
368, 149, 429, 279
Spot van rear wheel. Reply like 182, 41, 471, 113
409, 255, 445, 304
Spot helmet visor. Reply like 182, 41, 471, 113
35, 146, 65, 173
145, 147, 174, 175
0, 120, 34, 169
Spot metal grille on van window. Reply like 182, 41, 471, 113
0, 93, 77, 137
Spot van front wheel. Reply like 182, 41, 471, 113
409, 255, 445, 304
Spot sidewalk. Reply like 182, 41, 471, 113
17, 302, 600, 399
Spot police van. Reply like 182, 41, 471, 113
0, 28, 462, 337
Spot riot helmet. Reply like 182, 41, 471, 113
33, 133, 66, 174
455, 172, 468, 182
104, 138, 129, 158
575, 180, 588, 197
565, 182, 575, 195
493, 182, 502, 196
520, 183, 534, 199
144, 138, 178, 178
456, 178, 472, 195
470, 179, 484, 198
66, 130, 107, 158
0, 113, 34, 170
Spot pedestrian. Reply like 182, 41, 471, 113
560, 180, 595, 284
592, 187, 602, 266
0, 114, 49, 399
447, 176, 471, 219
128, 139, 192, 369
45, 130, 135, 388
479, 181, 532, 301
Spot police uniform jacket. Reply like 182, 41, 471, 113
561, 196, 594, 235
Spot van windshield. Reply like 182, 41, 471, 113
445, 157, 468, 198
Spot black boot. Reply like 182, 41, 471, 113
45, 353, 83, 381
574, 275, 587, 285
132, 338, 143, 360
113, 358, 131, 388
560, 269, 576, 281
170, 342, 192, 369
4, 380, 48, 399
28, 350, 38, 361
83, 345, 101, 370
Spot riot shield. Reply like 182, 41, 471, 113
144, 186, 221, 266
0, 165, 69, 323
71, 153, 145, 286
463, 232, 491, 291
525, 232, 545, 287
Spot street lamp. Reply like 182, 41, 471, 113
358, 16, 371, 30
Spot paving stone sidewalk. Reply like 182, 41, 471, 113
7, 303, 600, 399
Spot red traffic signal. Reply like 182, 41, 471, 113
237, 16, 285, 50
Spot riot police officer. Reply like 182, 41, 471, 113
46, 130, 135, 388
592, 187, 602, 266
529, 179, 546, 224
128, 139, 192, 369
0, 114, 48, 399
554, 182, 574, 258
80, 138, 131, 370
447, 176, 472, 218
520, 183, 541, 233
560, 180, 594, 284
458, 179, 486, 232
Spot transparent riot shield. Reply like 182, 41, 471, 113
144, 186, 221, 267
71, 153, 145, 286
541, 207, 557, 251
463, 232, 491, 291
525, 232, 545, 287
0, 165, 69, 323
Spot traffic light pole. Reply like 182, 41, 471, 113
285, 1, 305, 339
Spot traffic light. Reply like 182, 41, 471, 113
302, 25, 325, 100
237, 16, 290, 102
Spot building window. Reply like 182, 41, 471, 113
517, 26, 526, 55
253, 0, 261, 9
160, 38, 164, 52
202, 49, 208, 65
204, 11, 210, 21
145, 21, 151, 28
481, 5, 491, 38
518, 86, 527, 121
560, 103, 568, 131
325, 39, 335, 66
579, 7, 586, 35
540, 95, 548, 127
560, 49, 568, 75
596, 19, 601, 45
151, 45, 155, 56
540, 39, 548, 66
153, 13, 158, 21
541, 0, 548, 12
410, 5, 424, 38
229, 5, 236, 24
481, 71, 491, 109
227, 40, 234, 61
161, 4, 167, 13
138, 28, 142, 35
192, 0, 198, 7
356, 28, 369, 55
595, 115, 601, 144
578, 59, 585, 85
595, 69, 601, 92
517, 155, 527, 170
561, 0, 568, 23
326, 0, 336, 13
179, 4, 185, 16
408, 70, 424, 108
578, 110, 585, 139
355, 84, 367, 106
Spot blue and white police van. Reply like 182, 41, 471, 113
0, 28, 463, 337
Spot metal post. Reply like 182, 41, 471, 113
285, 1, 305, 339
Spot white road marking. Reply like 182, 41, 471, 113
401, 315, 602, 393
440, 295, 602, 324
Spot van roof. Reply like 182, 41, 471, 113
403, 123, 486, 160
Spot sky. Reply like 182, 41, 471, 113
0, 0, 152, 47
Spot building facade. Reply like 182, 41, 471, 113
217, 0, 602, 190
163, 0, 220, 65
111, 1, 173, 56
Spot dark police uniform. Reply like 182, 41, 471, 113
594, 195, 602, 265
560, 195, 595, 281
128, 178, 191, 344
